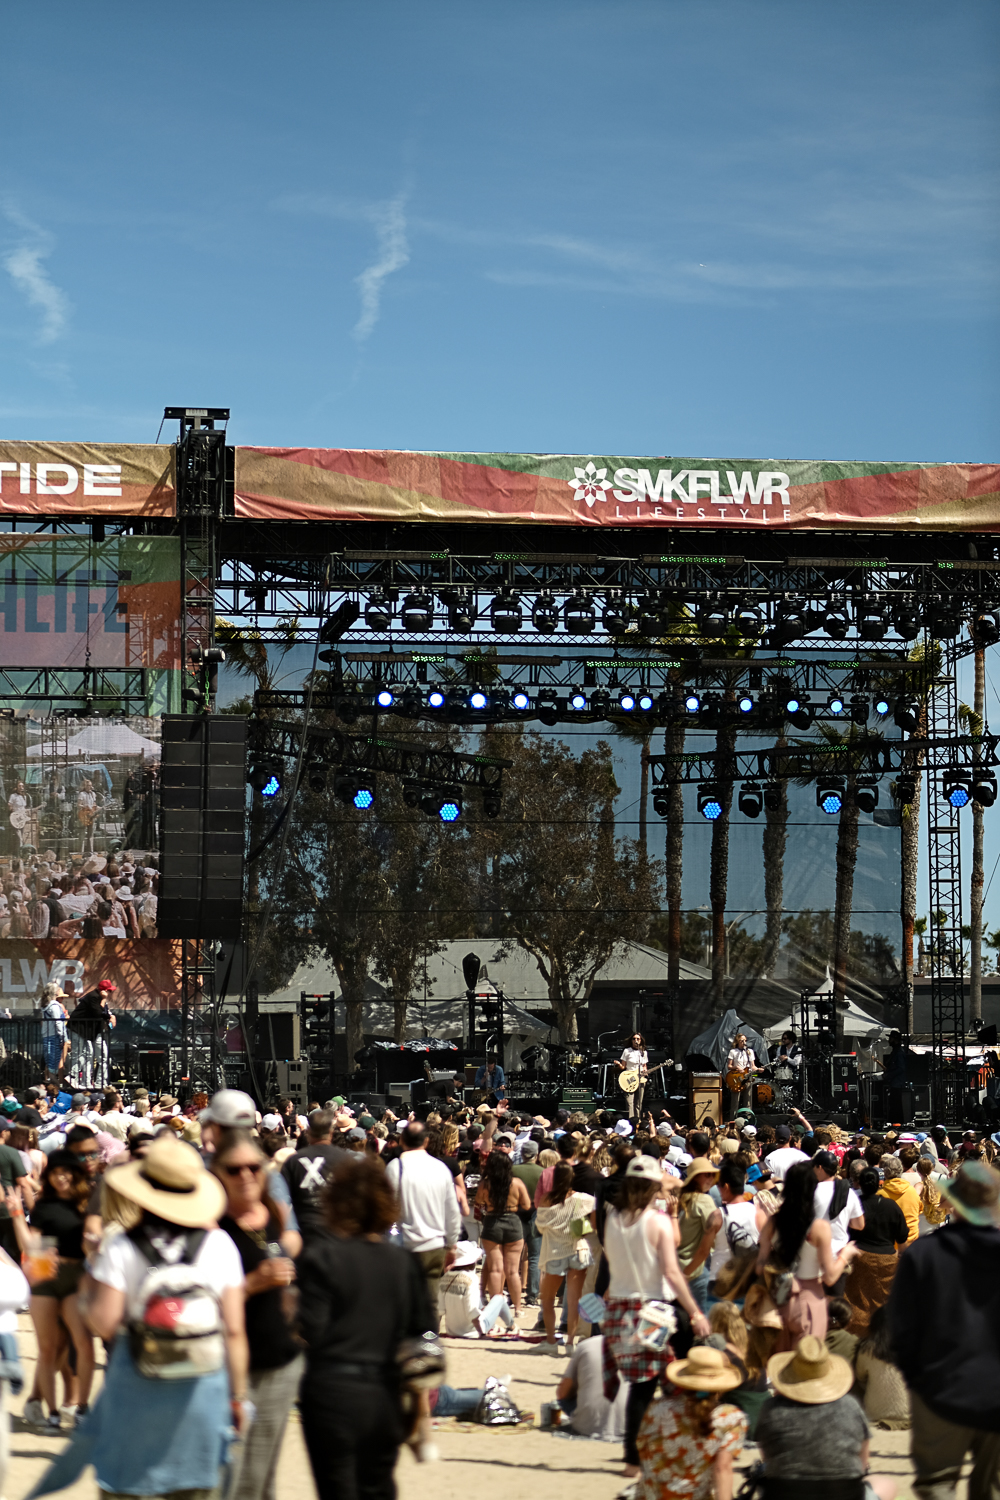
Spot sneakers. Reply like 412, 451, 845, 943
22, 1399, 44, 1426
59, 1405, 77, 1426
530, 1340, 563, 1355
74, 1404, 88, 1429
46, 1413, 61, 1431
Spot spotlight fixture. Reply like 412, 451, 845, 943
943, 771, 971, 809
531, 594, 560, 635
436, 788, 463, 823
895, 773, 917, 805
858, 599, 887, 642
468, 690, 489, 711
334, 773, 375, 810
511, 690, 531, 712
491, 593, 523, 633
738, 781, 763, 818
771, 597, 810, 646
427, 688, 447, 710
400, 592, 434, 632
402, 686, 423, 714
482, 788, 502, 818
364, 593, 393, 632
827, 693, 845, 715
972, 768, 998, 807
260, 774, 281, 800
892, 600, 921, 640
821, 604, 850, 641
763, 782, 783, 813
698, 782, 723, 821
738, 694, 755, 714
849, 694, 869, 726
564, 591, 596, 634
817, 777, 845, 816
699, 598, 728, 634
894, 698, 920, 732
402, 781, 422, 809
446, 590, 478, 633
590, 688, 610, 716
603, 599, 630, 634
974, 614, 1000, 648
619, 690, 637, 712
784, 695, 813, 729
873, 695, 890, 716
855, 776, 879, 814
537, 691, 561, 727
684, 692, 701, 714
735, 603, 763, 636
569, 689, 588, 712
652, 788, 669, 818
637, 692, 655, 712
319, 600, 361, 645
927, 601, 961, 640
637, 593, 662, 636
375, 687, 396, 709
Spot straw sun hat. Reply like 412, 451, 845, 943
682, 1156, 720, 1186
103, 1135, 225, 1228
767, 1335, 853, 1404
666, 1345, 741, 1393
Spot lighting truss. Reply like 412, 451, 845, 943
646, 732, 1000, 788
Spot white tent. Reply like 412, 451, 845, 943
27, 724, 161, 759
763, 966, 887, 1040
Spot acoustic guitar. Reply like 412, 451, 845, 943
618, 1059, 673, 1095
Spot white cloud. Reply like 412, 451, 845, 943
3, 210, 68, 345
352, 193, 409, 343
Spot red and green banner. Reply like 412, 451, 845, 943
0, 444, 174, 517
234, 449, 1000, 530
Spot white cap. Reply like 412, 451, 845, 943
613, 1119, 633, 1137
201, 1089, 256, 1128
260, 1113, 284, 1132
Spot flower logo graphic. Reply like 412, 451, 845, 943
568, 461, 612, 508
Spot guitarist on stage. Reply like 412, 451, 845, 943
615, 1031, 649, 1119
726, 1032, 757, 1111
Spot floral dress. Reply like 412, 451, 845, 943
637, 1394, 747, 1500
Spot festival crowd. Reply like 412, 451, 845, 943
0, 1079, 991, 1500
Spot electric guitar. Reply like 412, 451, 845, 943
724, 1066, 768, 1094
618, 1059, 673, 1095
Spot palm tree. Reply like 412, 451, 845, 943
914, 916, 928, 978
761, 729, 789, 977
968, 645, 986, 1025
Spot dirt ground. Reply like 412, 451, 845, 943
1, 1311, 943, 1500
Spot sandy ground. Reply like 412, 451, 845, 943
0, 1310, 946, 1500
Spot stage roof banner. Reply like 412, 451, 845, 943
0, 444, 174, 517
234, 448, 1000, 530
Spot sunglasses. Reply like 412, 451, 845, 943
221, 1162, 262, 1178
72, 1150, 100, 1161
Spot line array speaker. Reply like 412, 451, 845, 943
158, 715, 247, 940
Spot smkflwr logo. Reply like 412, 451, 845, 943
566, 462, 792, 517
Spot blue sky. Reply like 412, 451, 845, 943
0, 1, 997, 458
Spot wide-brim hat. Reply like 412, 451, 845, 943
768, 1335, 853, 1404
939, 1162, 1000, 1227
683, 1156, 720, 1186
103, 1135, 225, 1228
666, 1345, 741, 1392
718, 1138, 739, 1154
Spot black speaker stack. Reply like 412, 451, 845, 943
158, 715, 247, 939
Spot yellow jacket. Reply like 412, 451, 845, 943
878, 1176, 921, 1244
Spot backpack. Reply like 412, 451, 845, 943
127, 1226, 226, 1380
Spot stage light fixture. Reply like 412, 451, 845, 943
603, 600, 630, 634
564, 591, 596, 633
873, 695, 890, 716
943, 771, 971, 809
652, 788, 669, 818
537, 691, 560, 726
261, 774, 281, 799
849, 694, 869, 725
305, 763, 326, 793
364, 593, 393, 631
319, 600, 361, 645
375, 687, 396, 709
402, 686, 423, 714
858, 600, 887, 642
738, 694, 755, 714
738, 781, 763, 818
437, 789, 463, 823
684, 693, 701, 713
400, 593, 434, 632
855, 777, 879, 814
334, 773, 375, 810
491, 593, 522, 633
698, 783, 723, 821
531, 594, 560, 635
817, 778, 845, 816
638, 692, 655, 712
482, 789, 502, 818
763, 782, 782, 813
892, 601, 921, 640
468, 690, 489, 711
402, 782, 422, 809
827, 693, 845, 715
927, 602, 961, 640
446, 590, 478, 633
512, 690, 531, 712
894, 698, 920, 732
772, 598, 809, 646
699, 599, 728, 634
788, 702, 813, 729
974, 614, 1000, 648
619, 691, 637, 712
590, 688, 610, 715
822, 605, 850, 641
895, 773, 917, 805
427, 689, 447, 710
637, 593, 662, 636
973, 768, 998, 807
569, 690, 588, 711
735, 603, 763, 636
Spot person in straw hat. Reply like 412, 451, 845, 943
756, 1335, 895, 1500
677, 1156, 723, 1315
39, 1135, 249, 1499
635, 1344, 746, 1500
888, 1161, 1000, 1500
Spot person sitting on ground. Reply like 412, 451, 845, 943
755, 1335, 896, 1500
555, 1335, 628, 1441
825, 1296, 859, 1366
636, 1345, 746, 1500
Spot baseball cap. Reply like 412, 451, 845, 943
347, 1127, 367, 1141
656, 1122, 672, 1136
741, 1125, 757, 1138
202, 1089, 256, 1128
520, 1140, 539, 1159
358, 1115, 376, 1129
775, 1124, 791, 1142
260, 1113, 284, 1132
495, 1131, 516, 1146
625, 1155, 663, 1183
97, 980, 116, 992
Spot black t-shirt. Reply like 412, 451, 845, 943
219, 1211, 301, 1371
67, 992, 112, 1039
281, 1144, 340, 1239
853, 1194, 908, 1254
31, 1197, 85, 1259
573, 1162, 603, 1194
296, 1233, 432, 1393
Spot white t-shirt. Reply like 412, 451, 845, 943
91, 1226, 243, 1319
440, 1266, 485, 1337
813, 1179, 863, 1254
620, 1049, 648, 1072
727, 1047, 756, 1073
765, 1145, 809, 1183
564, 1338, 628, 1440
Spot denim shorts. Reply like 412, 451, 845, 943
541, 1250, 589, 1276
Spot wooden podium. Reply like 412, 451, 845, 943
689, 1072, 723, 1129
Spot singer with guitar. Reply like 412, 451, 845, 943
615, 1032, 650, 1119
725, 1033, 758, 1111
